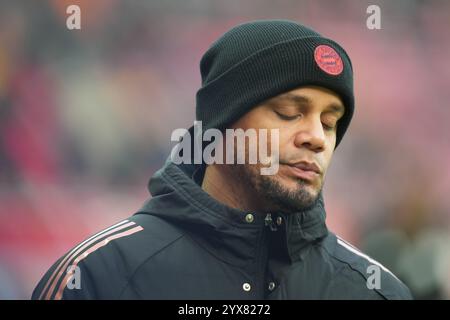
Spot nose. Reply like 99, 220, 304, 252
293, 117, 326, 153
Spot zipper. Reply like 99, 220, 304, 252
255, 213, 278, 298
264, 213, 278, 232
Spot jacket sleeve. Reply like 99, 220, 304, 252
31, 218, 147, 300
31, 257, 98, 300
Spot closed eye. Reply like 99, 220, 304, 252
321, 115, 339, 132
274, 110, 301, 121
322, 122, 337, 131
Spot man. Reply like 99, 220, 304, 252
32, 20, 412, 299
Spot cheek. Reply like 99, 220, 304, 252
321, 149, 334, 175
276, 129, 297, 157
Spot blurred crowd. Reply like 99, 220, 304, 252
0, 0, 449, 299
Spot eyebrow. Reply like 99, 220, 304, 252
269, 93, 345, 116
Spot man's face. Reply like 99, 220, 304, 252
229, 85, 345, 213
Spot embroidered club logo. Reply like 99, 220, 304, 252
314, 44, 344, 76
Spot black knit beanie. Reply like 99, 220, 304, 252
195, 19, 354, 148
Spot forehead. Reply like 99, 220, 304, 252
267, 86, 345, 112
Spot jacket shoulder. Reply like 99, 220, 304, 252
320, 232, 413, 300
32, 214, 184, 300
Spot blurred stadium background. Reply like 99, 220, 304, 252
0, 0, 449, 299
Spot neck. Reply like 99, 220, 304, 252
201, 165, 263, 213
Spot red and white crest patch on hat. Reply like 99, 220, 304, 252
314, 44, 344, 76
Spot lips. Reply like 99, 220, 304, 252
284, 161, 321, 182
292, 161, 321, 174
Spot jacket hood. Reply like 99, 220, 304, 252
138, 128, 329, 266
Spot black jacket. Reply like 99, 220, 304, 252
32, 158, 412, 300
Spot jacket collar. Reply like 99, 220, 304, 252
138, 155, 329, 266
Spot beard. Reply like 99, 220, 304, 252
236, 163, 322, 214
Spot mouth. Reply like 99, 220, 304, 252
283, 161, 321, 182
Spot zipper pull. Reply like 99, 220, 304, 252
264, 213, 278, 231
